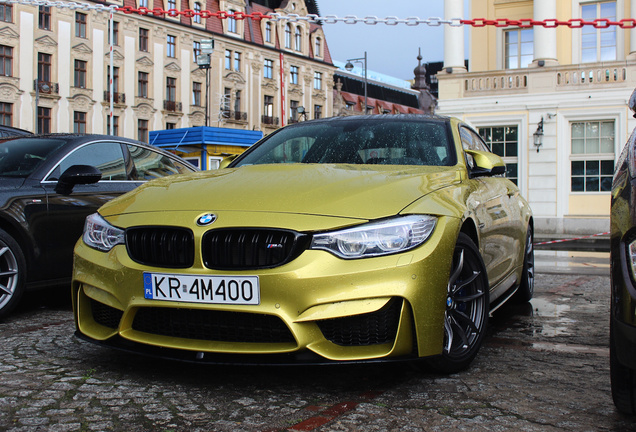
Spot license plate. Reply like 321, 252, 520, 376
143, 272, 260, 305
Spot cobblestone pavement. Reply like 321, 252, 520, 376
1, 268, 634, 431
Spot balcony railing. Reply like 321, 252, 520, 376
104, 91, 126, 104
261, 115, 279, 126
163, 100, 182, 112
556, 65, 627, 87
34, 80, 59, 94
221, 110, 247, 121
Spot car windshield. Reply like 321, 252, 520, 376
0, 138, 66, 178
234, 118, 455, 167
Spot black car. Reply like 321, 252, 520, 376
0, 125, 32, 138
0, 134, 197, 318
610, 89, 636, 414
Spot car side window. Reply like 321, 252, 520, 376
47, 142, 127, 181
127, 144, 192, 180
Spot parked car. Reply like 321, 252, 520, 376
610, 89, 636, 413
72, 115, 533, 372
0, 125, 32, 139
0, 134, 197, 318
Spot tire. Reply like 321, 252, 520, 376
514, 226, 535, 303
0, 228, 26, 319
425, 233, 490, 373
610, 320, 636, 414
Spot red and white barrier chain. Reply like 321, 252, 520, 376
534, 232, 610, 246
1, 0, 635, 28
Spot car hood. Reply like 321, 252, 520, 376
100, 164, 462, 220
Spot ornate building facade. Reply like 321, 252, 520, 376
0, 0, 334, 139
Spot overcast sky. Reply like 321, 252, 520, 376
316, 0, 470, 81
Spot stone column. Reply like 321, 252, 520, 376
443, 0, 467, 73
533, 0, 558, 66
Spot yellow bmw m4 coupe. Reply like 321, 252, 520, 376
72, 115, 533, 373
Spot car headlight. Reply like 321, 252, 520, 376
82, 213, 125, 252
310, 215, 437, 259
629, 240, 636, 282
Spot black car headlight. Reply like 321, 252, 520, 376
82, 213, 125, 252
310, 215, 437, 259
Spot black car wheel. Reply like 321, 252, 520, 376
514, 226, 534, 302
0, 229, 26, 319
611, 319, 636, 414
425, 233, 489, 373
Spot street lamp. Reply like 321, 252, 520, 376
197, 38, 214, 127
345, 51, 368, 115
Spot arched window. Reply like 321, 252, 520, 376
227, 9, 237, 33
285, 24, 292, 48
314, 37, 322, 57
193, 2, 201, 24
294, 26, 302, 51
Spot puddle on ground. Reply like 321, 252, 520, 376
530, 297, 574, 337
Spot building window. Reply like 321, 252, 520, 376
166, 77, 176, 102
290, 66, 298, 85
138, 119, 148, 142
107, 66, 119, 93
0, 4, 12, 23
139, 28, 149, 52
264, 95, 273, 117
314, 104, 322, 120
227, 9, 237, 33
233, 51, 241, 72
38, 53, 51, 83
479, 126, 519, 185
138, 72, 148, 98
223, 87, 231, 112
75, 12, 87, 38
314, 71, 322, 90
265, 22, 272, 43
193, 41, 201, 62
167, 35, 176, 58
74, 60, 87, 88
192, 82, 202, 106
289, 100, 299, 123
167, 0, 177, 10
107, 115, 119, 136
73, 112, 86, 133
0, 45, 12, 77
571, 120, 615, 192
139, 0, 148, 7
0, 102, 12, 126
264, 59, 273, 79
315, 37, 322, 57
294, 26, 302, 51
108, 21, 119, 46
234, 90, 241, 113
166, 122, 176, 129
38, 6, 50, 30
285, 24, 292, 49
225, 50, 231, 70
193, 2, 202, 24
38, 107, 51, 134
582, 1, 616, 62
504, 29, 533, 69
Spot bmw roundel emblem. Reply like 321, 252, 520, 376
197, 213, 217, 226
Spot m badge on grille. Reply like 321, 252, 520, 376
196, 213, 217, 226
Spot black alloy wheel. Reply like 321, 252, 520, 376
0, 229, 26, 319
515, 226, 535, 302
425, 233, 489, 373
610, 318, 636, 414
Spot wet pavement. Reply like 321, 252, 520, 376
1, 252, 634, 431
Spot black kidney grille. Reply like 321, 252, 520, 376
317, 298, 403, 346
202, 229, 305, 270
126, 227, 194, 268
132, 307, 296, 344
91, 299, 123, 330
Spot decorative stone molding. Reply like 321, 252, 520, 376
133, 102, 155, 118
0, 81, 21, 102
165, 62, 181, 72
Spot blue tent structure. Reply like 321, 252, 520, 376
149, 126, 264, 170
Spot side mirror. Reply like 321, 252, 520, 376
218, 154, 239, 169
465, 149, 506, 177
55, 165, 102, 195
